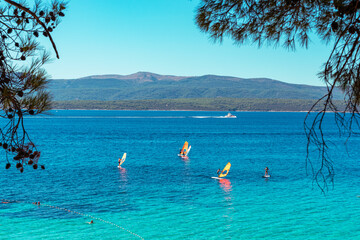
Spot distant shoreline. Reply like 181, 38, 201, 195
51, 108, 310, 113
51, 98, 345, 112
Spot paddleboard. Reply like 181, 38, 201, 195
262, 174, 271, 178
212, 177, 223, 180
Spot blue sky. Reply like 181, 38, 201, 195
41, 0, 332, 86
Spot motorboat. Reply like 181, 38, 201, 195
224, 112, 236, 118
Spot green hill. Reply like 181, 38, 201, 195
49, 72, 343, 101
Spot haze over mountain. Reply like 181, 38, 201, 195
49, 72, 343, 101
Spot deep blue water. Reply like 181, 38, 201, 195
0, 110, 360, 239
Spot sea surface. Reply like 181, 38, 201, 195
0, 110, 359, 239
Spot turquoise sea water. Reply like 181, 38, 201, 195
0, 110, 360, 239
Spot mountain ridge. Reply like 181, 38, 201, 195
75, 71, 187, 82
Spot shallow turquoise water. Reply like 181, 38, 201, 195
0, 111, 359, 239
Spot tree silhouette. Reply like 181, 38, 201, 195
0, 0, 65, 172
196, 0, 360, 190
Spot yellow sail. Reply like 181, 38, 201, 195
218, 162, 231, 178
180, 141, 188, 155
119, 153, 127, 166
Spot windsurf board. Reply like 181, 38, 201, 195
211, 177, 223, 180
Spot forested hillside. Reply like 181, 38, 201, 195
49, 72, 343, 101
53, 98, 346, 112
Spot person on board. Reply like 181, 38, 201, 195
118, 157, 121, 166
180, 149, 185, 157
265, 167, 269, 176
217, 168, 221, 176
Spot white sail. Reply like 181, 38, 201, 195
185, 146, 191, 156
119, 153, 126, 166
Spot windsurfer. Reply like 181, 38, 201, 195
179, 141, 189, 157
217, 168, 221, 176
265, 167, 269, 176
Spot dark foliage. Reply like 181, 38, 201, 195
0, 0, 66, 172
